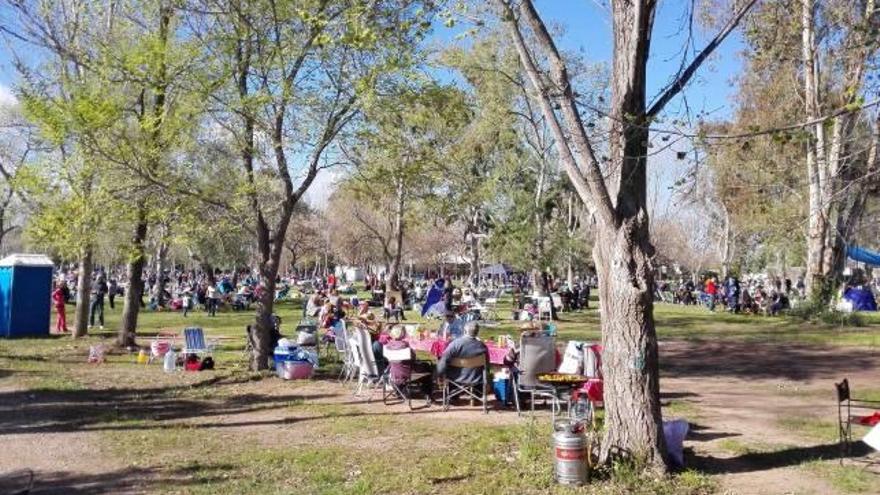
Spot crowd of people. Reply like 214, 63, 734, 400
657, 275, 806, 316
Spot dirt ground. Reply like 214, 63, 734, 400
2, 339, 880, 494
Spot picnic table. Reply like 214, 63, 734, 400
378, 334, 510, 365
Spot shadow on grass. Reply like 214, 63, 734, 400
687, 422, 740, 442
689, 441, 873, 475
0, 376, 343, 436
660, 340, 880, 381
0, 463, 237, 494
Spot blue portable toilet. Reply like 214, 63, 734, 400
0, 253, 54, 338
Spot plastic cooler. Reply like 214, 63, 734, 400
274, 347, 314, 380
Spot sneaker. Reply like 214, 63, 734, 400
99, 326, 104, 330
88, 325, 93, 329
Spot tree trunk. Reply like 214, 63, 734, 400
73, 246, 93, 338
594, 216, 665, 468
119, 209, 148, 348
386, 177, 405, 293
469, 235, 480, 287
252, 250, 280, 370
152, 239, 169, 308
202, 262, 215, 286
720, 206, 732, 278
566, 192, 575, 288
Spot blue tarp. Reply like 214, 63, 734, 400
843, 287, 877, 311
846, 246, 880, 266
421, 278, 446, 317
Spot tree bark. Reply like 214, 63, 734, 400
594, 217, 664, 466
73, 246, 93, 338
720, 205, 732, 278
119, 208, 148, 348
386, 176, 405, 293
152, 238, 169, 308
801, 0, 876, 298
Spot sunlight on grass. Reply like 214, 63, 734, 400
777, 416, 839, 443
807, 461, 880, 493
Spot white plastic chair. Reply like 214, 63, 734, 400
351, 327, 382, 400
537, 297, 553, 321
332, 321, 355, 383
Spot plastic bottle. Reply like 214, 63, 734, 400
163, 349, 177, 372
570, 394, 591, 425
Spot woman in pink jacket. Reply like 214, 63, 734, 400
52, 281, 68, 333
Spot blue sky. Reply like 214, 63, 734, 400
0, 1, 745, 212
536, 0, 743, 118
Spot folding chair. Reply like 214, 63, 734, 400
441, 353, 489, 414
351, 327, 382, 401
382, 346, 432, 410
537, 297, 553, 321
513, 334, 564, 418
149, 330, 177, 363
551, 294, 563, 313
332, 321, 356, 383
836, 378, 880, 462
182, 327, 215, 358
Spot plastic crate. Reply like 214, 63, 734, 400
276, 360, 313, 380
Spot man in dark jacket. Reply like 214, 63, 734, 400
436, 322, 488, 385
89, 272, 108, 329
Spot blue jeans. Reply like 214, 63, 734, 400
89, 297, 104, 327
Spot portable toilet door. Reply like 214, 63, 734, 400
0, 254, 54, 338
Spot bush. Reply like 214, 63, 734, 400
787, 301, 865, 327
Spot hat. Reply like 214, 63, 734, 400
389, 326, 404, 340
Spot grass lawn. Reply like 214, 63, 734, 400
1, 293, 879, 494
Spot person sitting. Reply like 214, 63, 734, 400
318, 301, 334, 324
436, 322, 488, 386
383, 295, 405, 322
439, 310, 463, 339
305, 292, 323, 318
328, 289, 341, 308
384, 325, 433, 401
321, 303, 342, 329
769, 291, 790, 316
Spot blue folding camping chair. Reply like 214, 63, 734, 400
182, 327, 216, 357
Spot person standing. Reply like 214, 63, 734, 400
182, 286, 192, 318
705, 277, 717, 311
89, 273, 108, 329
108, 277, 118, 310
443, 276, 454, 312
206, 284, 219, 317
52, 281, 68, 333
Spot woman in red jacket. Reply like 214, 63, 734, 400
52, 281, 68, 333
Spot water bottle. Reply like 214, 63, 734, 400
163, 350, 177, 372
570, 395, 591, 425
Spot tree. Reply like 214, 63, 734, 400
0, 103, 33, 253
494, 0, 757, 470
799, 0, 879, 298
195, 0, 435, 370
345, 84, 471, 292
7, 0, 207, 345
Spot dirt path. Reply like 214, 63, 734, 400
662, 340, 880, 495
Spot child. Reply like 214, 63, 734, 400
52, 281, 68, 333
